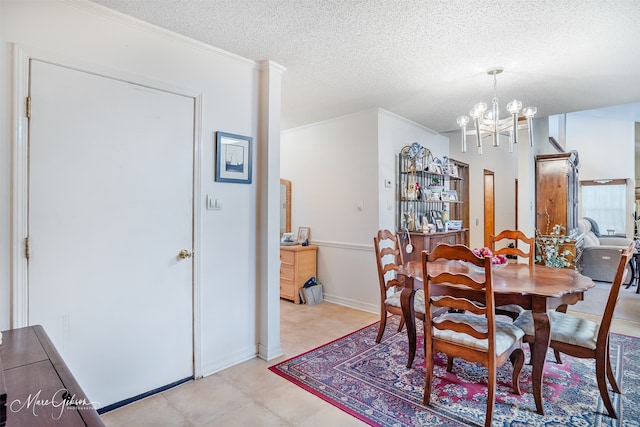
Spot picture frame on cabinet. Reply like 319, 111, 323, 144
435, 219, 444, 231
297, 227, 310, 245
430, 210, 442, 227
215, 131, 252, 183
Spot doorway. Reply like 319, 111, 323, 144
24, 59, 196, 408
484, 170, 495, 247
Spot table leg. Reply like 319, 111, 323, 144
531, 307, 551, 415
400, 287, 417, 368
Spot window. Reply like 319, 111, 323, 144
581, 180, 627, 235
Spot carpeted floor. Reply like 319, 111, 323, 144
270, 316, 639, 426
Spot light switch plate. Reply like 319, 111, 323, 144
207, 195, 222, 210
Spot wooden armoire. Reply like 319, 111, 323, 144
535, 150, 583, 268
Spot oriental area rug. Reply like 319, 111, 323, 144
269, 316, 639, 426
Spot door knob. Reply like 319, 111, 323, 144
178, 249, 192, 259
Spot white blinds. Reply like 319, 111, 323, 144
581, 183, 626, 235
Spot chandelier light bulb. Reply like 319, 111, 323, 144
507, 100, 522, 114
473, 102, 487, 114
522, 106, 537, 118
456, 116, 470, 127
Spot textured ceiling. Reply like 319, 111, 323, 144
91, 0, 640, 132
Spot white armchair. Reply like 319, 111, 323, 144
578, 218, 634, 283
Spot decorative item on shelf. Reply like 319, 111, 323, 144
426, 162, 442, 174
429, 176, 443, 190
403, 210, 420, 232
446, 220, 463, 230
456, 66, 537, 155
406, 181, 417, 200
535, 224, 572, 268
447, 163, 459, 177
422, 217, 430, 233
441, 156, 450, 175
401, 142, 431, 171
431, 210, 443, 231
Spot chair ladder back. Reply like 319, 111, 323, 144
491, 229, 535, 266
433, 318, 491, 341
597, 244, 633, 343
374, 231, 406, 296
376, 229, 404, 264
422, 244, 496, 345
431, 295, 486, 315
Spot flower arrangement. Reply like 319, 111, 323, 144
471, 247, 508, 266
535, 224, 572, 268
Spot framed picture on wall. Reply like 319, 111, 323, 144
215, 131, 252, 183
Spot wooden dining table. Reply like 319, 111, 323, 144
397, 260, 595, 416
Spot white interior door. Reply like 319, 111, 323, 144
27, 60, 194, 408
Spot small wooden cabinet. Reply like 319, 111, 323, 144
280, 245, 318, 303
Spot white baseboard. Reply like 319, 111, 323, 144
322, 293, 378, 314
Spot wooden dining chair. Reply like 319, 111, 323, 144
514, 244, 633, 419
373, 230, 426, 344
490, 229, 535, 265
421, 244, 525, 427
491, 229, 535, 320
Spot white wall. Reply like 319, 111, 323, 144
565, 111, 636, 237
378, 110, 449, 231
0, 0, 272, 380
281, 108, 448, 312
445, 128, 519, 249
281, 109, 379, 310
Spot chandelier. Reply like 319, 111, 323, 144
456, 67, 537, 154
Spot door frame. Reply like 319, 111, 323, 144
483, 169, 495, 247
9, 44, 203, 378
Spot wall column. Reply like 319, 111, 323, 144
257, 60, 286, 360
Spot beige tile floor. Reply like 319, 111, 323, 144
101, 289, 640, 426
101, 301, 378, 426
